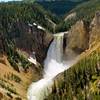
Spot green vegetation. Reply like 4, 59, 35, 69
0, 35, 31, 71
0, 0, 100, 99
55, 0, 100, 32
7, 42, 32, 72
37, 0, 87, 16
55, 18, 77, 32
0, 1, 57, 71
0, 1, 58, 33
47, 47, 100, 100
0, 0, 98, 33
0, 0, 99, 33
7, 73, 22, 83
0, 78, 17, 94
71, 0, 100, 21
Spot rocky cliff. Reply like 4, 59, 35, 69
0, 1, 100, 100
0, 3, 54, 99
64, 11, 100, 59
89, 11, 100, 47
64, 20, 89, 59
47, 11, 100, 100
9, 21, 53, 64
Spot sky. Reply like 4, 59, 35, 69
0, 0, 22, 2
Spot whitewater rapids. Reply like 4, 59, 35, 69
27, 33, 77, 100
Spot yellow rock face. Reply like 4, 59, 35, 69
64, 20, 89, 59
89, 11, 100, 47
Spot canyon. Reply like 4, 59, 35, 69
0, 0, 100, 100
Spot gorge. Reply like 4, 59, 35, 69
27, 33, 78, 100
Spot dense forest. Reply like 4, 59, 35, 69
0, 0, 100, 100
0, 1, 55, 71
0, 1, 59, 33
36, 0, 86, 16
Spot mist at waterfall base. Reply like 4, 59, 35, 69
27, 33, 78, 100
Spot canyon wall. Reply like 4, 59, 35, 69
9, 21, 53, 64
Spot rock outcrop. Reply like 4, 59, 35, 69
64, 20, 89, 59
10, 21, 53, 64
89, 11, 100, 47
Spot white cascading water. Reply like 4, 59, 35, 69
27, 33, 77, 100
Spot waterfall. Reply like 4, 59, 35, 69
43, 33, 64, 78
27, 33, 77, 100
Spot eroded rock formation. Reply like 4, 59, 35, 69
89, 11, 100, 47
9, 21, 53, 64
64, 20, 89, 59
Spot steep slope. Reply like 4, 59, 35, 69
0, 1, 54, 64
36, 0, 87, 16
0, 1, 57, 33
70, 0, 100, 21
47, 42, 100, 100
55, 0, 100, 32
64, 20, 89, 57
0, 33, 41, 99
1, 1, 100, 100
47, 12, 100, 100
0, 56, 40, 100
0, 1, 54, 99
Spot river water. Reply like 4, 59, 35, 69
27, 33, 77, 100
